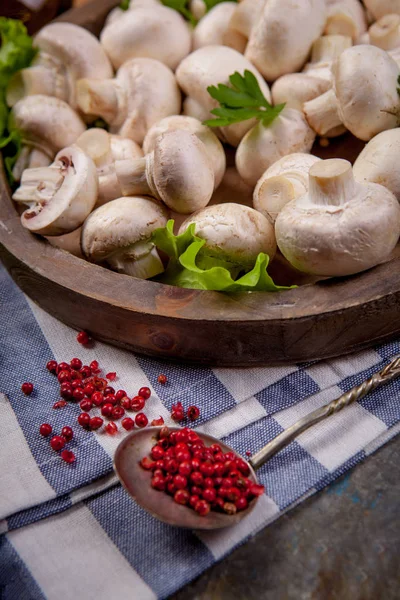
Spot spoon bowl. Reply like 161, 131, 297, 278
114, 427, 259, 530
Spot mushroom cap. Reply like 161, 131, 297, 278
236, 108, 316, 187
100, 5, 192, 70
324, 0, 367, 40
150, 129, 215, 214
363, 0, 400, 21
178, 202, 276, 265
271, 73, 331, 111
193, 3, 239, 50
333, 45, 400, 141
18, 145, 98, 236
353, 128, 400, 201
275, 159, 400, 276
245, 0, 327, 81
76, 129, 143, 168
81, 196, 168, 262
35, 22, 113, 80
176, 45, 271, 147
11, 95, 86, 158
115, 58, 181, 145
143, 115, 226, 188
369, 14, 400, 50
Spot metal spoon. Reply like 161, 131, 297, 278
114, 356, 400, 530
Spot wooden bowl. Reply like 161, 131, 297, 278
1, 0, 400, 366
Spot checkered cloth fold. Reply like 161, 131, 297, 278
1, 265, 399, 600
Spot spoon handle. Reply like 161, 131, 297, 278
249, 356, 400, 471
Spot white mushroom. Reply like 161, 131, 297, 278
11, 147, 51, 183
304, 45, 400, 141
75, 128, 143, 205
115, 130, 215, 214
178, 203, 276, 266
271, 35, 351, 115
143, 116, 226, 189
236, 108, 316, 187
353, 129, 400, 201
12, 145, 98, 236
176, 45, 271, 146
324, 0, 367, 41
253, 153, 321, 223
226, 0, 267, 51
81, 196, 168, 279
369, 14, 400, 50
100, 3, 191, 71
189, 0, 207, 20
46, 227, 83, 258
275, 158, 400, 276
11, 95, 86, 160
244, 0, 327, 81
76, 58, 181, 145
193, 3, 246, 53
6, 23, 113, 110
363, 0, 400, 21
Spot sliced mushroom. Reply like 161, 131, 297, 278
76, 58, 181, 145
11, 95, 86, 160
115, 129, 215, 214
176, 45, 271, 147
143, 116, 226, 189
81, 196, 168, 279
100, 3, 191, 70
253, 153, 321, 223
179, 203, 276, 266
12, 145, 98, 236
275, 158, 400, 276
7, 23, 113, 109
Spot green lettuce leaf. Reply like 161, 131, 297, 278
151, 220, 293, 292
0, 18, 37, 183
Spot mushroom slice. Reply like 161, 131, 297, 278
13, 145, 98, 236
179, 203, 276, 267
81, 196, 168, 280
275, 158, 400, 276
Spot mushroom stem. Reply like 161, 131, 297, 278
76, 78, 125, 125
115, 157, 152, 197
107, 242, 165, 279
369, 14, 400, 49
304, 89, 342, 136
12, 165, 64, 204
307, 159, 356, 207
309, 34, 352, 64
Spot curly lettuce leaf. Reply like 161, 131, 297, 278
151, 220, 293, 292
0, 18, 37, 183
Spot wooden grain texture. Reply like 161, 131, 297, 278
1, 1, 400, 365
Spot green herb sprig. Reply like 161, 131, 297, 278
204, 70, 285, 128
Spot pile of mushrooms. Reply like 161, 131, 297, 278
5, 0, 400, 286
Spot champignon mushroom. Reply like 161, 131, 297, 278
75, 128, 143, 205
244, 0, 327, 81
100, 3, 191, 71
11, 147, 51, 183
189, 0, 207, 21
236, 108, 316, 187
6, 23, 113, 110
363, 0, 400, 21
143, 116, 226, 189
115, 129, 215, 214
275, 158, 400, 276
12, 145, 98, 236
253, 153, 321, 223
304, 45, 400, 141
76, 58, 181, 145
193, 2, 246, 53
226, 0, 265, 50
324, 0, 367, 41
176, 45, 271, 147
11, 95, 86, 160
353, 129, 400, 201
178, 203, 276, 266
81, 196, 168, 279
271, 35, 351, 114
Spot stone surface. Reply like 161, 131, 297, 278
171, 437, 400, 600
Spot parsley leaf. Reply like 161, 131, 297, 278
204, 70, 285, 128
0, 18, 37, 184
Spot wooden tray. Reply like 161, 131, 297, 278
1, 0, 400, 366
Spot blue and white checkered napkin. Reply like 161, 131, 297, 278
1, 263, 400, 600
